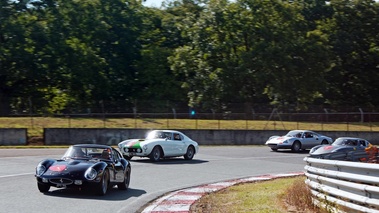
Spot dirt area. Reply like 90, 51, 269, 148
27, 136, 44, 145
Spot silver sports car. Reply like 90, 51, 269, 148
265, 130, 333, 152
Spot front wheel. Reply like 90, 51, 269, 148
184, 146, 195, 160
271, 148, 278, 152
37, 182, 50, 193
291, 141, 301, 152
321, 140, 329, 145
96, 170, 109, 196
123, 155, 133, 160
118, 166, 131, 190
149, 146, 162, 162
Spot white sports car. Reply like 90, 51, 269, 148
118, 130, 199, 162
265, 130, 332, 152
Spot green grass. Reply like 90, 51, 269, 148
190, 176, 325, 213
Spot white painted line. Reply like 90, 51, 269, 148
209, 181, 238, 187
166, 194, 202, 201
183, 187, 220, 193
0, 173, 34, 178
150, 203, 192, 212
239, 177, 272, 182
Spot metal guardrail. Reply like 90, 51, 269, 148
304, 157, 379, 213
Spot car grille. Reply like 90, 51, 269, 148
50, 178, 73, 185
128, 148, 140, 153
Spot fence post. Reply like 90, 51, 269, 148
359, 108, 364, 123
133, 107, 137, 128
172, 108, 176, 119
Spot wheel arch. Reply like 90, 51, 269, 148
292, 140, 302, 152
150, 145, 165, 157
187, 144, 196, 154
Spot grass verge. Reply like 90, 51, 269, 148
1, 117, 378, 138
190, 176, 327, 213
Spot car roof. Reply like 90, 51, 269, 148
335, 137, 366, 140
150, 130, 182, 133
148, 130, 193, 140
72, 144, 112, 149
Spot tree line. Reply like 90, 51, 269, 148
1, 0, 378, 115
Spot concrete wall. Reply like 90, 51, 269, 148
44, 128, 379, 146
0, 129, 27, 145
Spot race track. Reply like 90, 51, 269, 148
0, 146, 309, 213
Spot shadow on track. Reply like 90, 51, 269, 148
270, 149, 310, 154
130, 158, 208, 165
41, 187, 146, 200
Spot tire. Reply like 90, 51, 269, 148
37, 182, 50, 193
291, 141, 301, 152
321, 140, 329, 145
184, 146, 195, 160
118, 166, 131, 190
271, 148, 278, 152
96, 170, 109, 196
124, 155, 133, 161
149, 146, 162, 162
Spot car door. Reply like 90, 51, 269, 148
171, 133, 187, 155
159, 132, 176, 156
111, 149, 125, 182
302, 131, 319, 149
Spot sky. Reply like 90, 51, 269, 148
142, 0, 165, 7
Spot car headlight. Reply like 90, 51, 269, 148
84, 168, 97, 180
36, 164, 46, 176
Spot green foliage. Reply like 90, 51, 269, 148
0, 0, 378, 115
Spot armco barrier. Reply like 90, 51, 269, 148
304, 157, 379, 213
43, 128, 379, 145
0, 128, 27, 145
44, 129, 277, 145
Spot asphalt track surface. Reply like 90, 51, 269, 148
0, 146, 309, 213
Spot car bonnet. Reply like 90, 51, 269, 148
44, 160, 96, 176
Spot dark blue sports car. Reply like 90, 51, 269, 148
35, 144, 131, 195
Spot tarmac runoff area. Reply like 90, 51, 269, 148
141, 172, 304, 213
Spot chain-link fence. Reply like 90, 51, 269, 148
3, 111, 379, 133
4, 101, 379, 132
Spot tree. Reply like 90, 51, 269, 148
170, 0, 332, 111
0, 0, 55, 115
320, 0, 379, 107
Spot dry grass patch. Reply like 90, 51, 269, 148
283, 177, 328, 213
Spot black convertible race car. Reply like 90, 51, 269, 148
35, 144, 131, 195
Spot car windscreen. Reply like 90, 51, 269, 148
146, 131, 172, 139
62, 146, 112, 160
286, 131, 302, 137
333, 138, 358, 146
